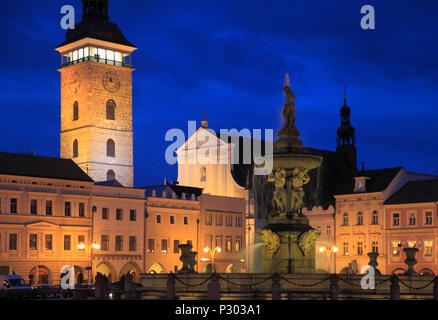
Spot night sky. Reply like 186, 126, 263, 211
0, 0, 437, 186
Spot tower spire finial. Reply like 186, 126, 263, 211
284, 73, 290, 88
201, 110, 209, 129
344, 83, 347, 105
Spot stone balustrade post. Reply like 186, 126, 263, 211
207, 273, 221, 300
329, 274, 339, 300
167, 273, 176, 300
433, 276, 438, 300
390, 274, 400, 300
272, 273, 282, 300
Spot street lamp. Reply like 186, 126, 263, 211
203, 247, 221, 272
318, 245, 338, 274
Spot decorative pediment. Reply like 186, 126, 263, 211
24, 220, 59, 228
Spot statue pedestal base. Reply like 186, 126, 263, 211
260, 219, 317, 274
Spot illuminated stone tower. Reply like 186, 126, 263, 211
55, 0, 136, 187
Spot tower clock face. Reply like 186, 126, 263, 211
102, 71, 121, 93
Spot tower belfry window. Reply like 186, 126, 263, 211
107, 139, 115, 157
73, 101, 79, 121
73, 139, 79, 158
106, 100, 116, 120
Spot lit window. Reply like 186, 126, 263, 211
147, 239, 155, 253
235, 237, 241, 252
78, 235, 85, 251
343, 242, 349, 256
226, 236, 232, 252
408, 241, 416, 248
392, 241, 401, 256
161, 239, 168, 253
424, 241, 433, 256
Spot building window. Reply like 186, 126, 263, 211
226, 216, 233, 227
371, 211, 378, 225
156, 214, 161, 224
372, 241, 378, 253
102, 208, 109, 220
174, 240, 180, 254
106, 139, 115, 157
29, 234, 37, 250
342, 213, 348, 225
392, 241, 401, 256
201, 167, 206, 182
215, 236, 222, 249
235, 237, 241, 252
64, 235, 71, 251
115, 236, 123, 251
101, 235, 109, 251
45, 234, 52, 251
357, 212, 363, 225
147, 239, 155, 253
9, 233, 17, 250
170, 216, 175, 224
424, 241, 433, 256
73, 139, 78, 158
205, 213, 212, 225
30, 199, 37, 215
65, 202, 71, 216
205, 235, 212, 250
225, 236, 232, 252
73, 101, 79, 121
130, 210, 136, 221
10, 198, 17, 214
106, 99, 116, 120
392, 213, 400, 226
236, 216, 242, 228
46, 200, 53, 216
425, 211, 433, 225
408, 213, 416, 226
79, 202, 85, 217
216, 214, 223, 226
326, 226, 331, 235
184, 217, 188, 225
78, 235, 85, 250
357, 242, 363, 255
161, 239, 168, 253
107, 170, 115, 181
116, 209, 123, 220
129, 236, 136, 252
343, 242, 349, 256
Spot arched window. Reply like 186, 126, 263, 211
107, 170, 115, 181
357, 212, 363, 225
107, 139, 115, 157
342, 213, 348, 225
201, 167, 206, 181
106, 99, 116, 120
73, 139, 78, 158
73, 101, 79, 121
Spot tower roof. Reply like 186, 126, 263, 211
57, 0, 135, 48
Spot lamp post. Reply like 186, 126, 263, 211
203, 247, 221, 272
319, 245, 338, 274
80, 242, 100, 284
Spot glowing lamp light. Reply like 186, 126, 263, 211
77, 243, 85, 250
203, 247, 209, 253
92, 243, 100, 250
333, 246, 339, 253
201, 258, 209, 262
319, 247, 325, 253
216, 247, 222, 253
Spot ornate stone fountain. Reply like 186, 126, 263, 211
257, 75, 322, 273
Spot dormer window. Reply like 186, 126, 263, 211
354, 176, 369, 193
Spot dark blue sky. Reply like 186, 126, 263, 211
0, 0, 437, 186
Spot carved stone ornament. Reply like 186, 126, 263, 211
267, 168, 287, 215
298, 229, 320, 256
102, 71, 121, 93
260, 229, 281, 253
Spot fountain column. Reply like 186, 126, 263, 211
257, 75, 322, 273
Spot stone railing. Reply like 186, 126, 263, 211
139, 272, 438, 300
